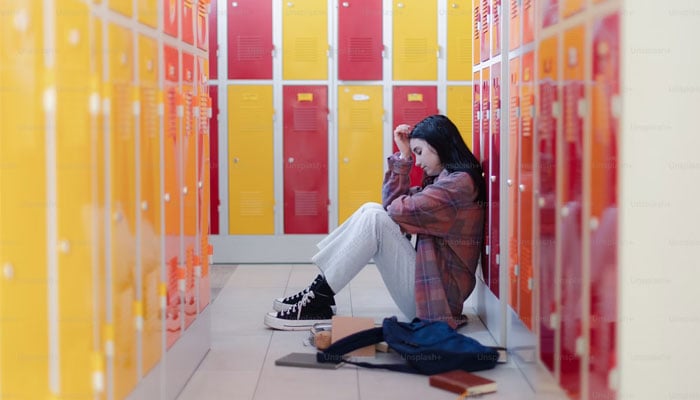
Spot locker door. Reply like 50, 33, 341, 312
197, 57, 211, 312
137, 0, 158, 27
472, 72, 487, 285
56, 3, 95, 396
446, 86, 473, 149
229, 85, 275, 234
507, 58, 520, 313
228, 0, 273, 79
563, 0, 585, 18
182, 53, 197, 330
523, 0, 534, 45
283, 0, 328, 80
481, 68, 497, 294
542, 0, 559, 29
283, 85, 329, 233
519, 52, 535, 330
392, 86, 439, 187
182, 0, 195, 44
480, 0, 490, 62
488, 66, 501, 296
109, 0, 133, 16
196, 0, 209, 51
164, 0, 179, 38
208, 0, 218, 78
536, 37, 559, 375
337, 86, 383, 223
561, 25, 586, 395
138, 34, 162, 377
108, 23, 137, 400
392, 0, 437, 81
446, 0, 472, 81
338, 0, 383, 81
473, 1, 481, 65
589, 14, 619, 399
163, 45, 181, 349
0, 3, 49, 398
209, 86, 220, 234
509, 0, 520, 51
492, 0, 501, 57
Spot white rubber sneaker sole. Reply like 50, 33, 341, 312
264, 312, 332, 331
272, 298, 337, 313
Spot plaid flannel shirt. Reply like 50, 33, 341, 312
382, 153, 485, 328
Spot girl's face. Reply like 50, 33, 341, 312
409, 138, 443, 177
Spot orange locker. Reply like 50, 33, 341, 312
196, 0, 210, 50
197, 57, 211, 312
164, 0, 179, 38
183, 0, 195, 44
480, 0, 490, 62
492, 0, 501, 56
523, 0, 534, 44
563, 0, 585, 18
473, 0, 481, 65
509, 0, 520, 50
182, 53, 197, 329
163, 45, 182, 349
508, 58, 520, 313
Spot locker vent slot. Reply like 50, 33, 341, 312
348, 37, 374, 62
142, 88, 158, 139
115, 84, 131, 139
239, 191, 265, 216
458, 38, 471, 62
237, 36, 265, 61
293, 107, 318, 131
400, 38, 427, 63
240, 107, 267, 134
295, 190, 319, 216
350, 107, 371, 131
294, 37, 318, 62
403, 107, 428, 125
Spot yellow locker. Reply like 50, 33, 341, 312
447, 0, 472, 80
109, 0, 133, 17
55, 1, 98, 397
138, 34, 163, 377
446, 86, 473, 150
393, 0, 437, 80
228, 85, 275, 234
137, 0, 158, 28
337, 86, 383, 223
107, 23, 138, 400
282, 0, 328, 80
0, 2, 50, 399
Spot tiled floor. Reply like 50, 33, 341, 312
177, 264, 569, 400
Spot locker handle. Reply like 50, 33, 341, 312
506, 179, 512, 186
490, 175, 496, 182
233, 157, 239, 163
288, 157, 295, 163
519, 184, 525, 192
343, 157, 349, 164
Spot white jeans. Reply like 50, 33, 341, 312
311, 202, 417, 319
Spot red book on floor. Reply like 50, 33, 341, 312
429, 370, 497, 397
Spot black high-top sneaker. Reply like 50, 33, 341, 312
272, 274, 336, 313
264, 290, 334, 330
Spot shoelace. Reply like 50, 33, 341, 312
282, 287, 310, 304
279, 290, 316, 319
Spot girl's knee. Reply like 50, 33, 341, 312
359, 202, 384, 212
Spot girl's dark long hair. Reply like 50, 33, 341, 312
409, 115, 486, 204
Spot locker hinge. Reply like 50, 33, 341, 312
91, 352, 105, 393
549, 313, 559, 330
514, 264, 519, 276
495, 254, 500, 265
575, 336, 587, 357
485, 245, 490, 255
527, 278, 533, 291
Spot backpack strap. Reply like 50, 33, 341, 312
316, 326, 384, 364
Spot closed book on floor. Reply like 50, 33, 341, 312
429, 370, 497, 397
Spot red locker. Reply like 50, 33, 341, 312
508, 58, 520, 312
480, 69, 492, 294
283, 86, 329, 234
228, 0, 273, 79
208, 0, 218, 78
492, 0, 501, 56
488, 66, 501, 296
542, 0, 559, 29
480, 0, 490, 62
523, 0, 534, 45
536, 38, 558, 374
208, 86, 219, 234
519, 52, 535, 330
164, 0, 179, 38
183, 0, 195, 44
338, 0, 383, 81
589, 13, 619, 400
472, 73, 488, 285
392, 86, 438, 187
163, 45, 181, 349
196, 0, 209, 51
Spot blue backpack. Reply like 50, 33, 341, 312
317, 316, 505, 375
